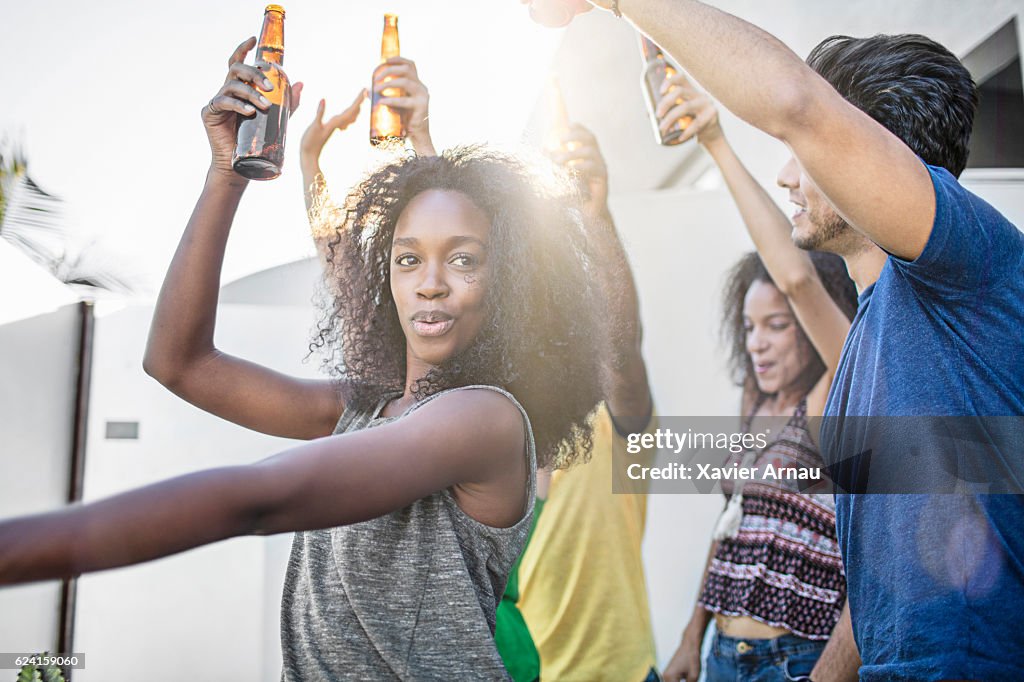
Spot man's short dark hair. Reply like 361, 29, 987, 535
806, 34, 978, 177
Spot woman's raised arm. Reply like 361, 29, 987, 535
657, 74, 851, 414
143, 38, 343, 440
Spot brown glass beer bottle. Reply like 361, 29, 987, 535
233, 5, 292, 180
639, 34, 692, 146
370, 14, 405, 146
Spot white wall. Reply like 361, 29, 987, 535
610, 187, 755, 667
73, 302, 320, 682
0, 304, 79, 654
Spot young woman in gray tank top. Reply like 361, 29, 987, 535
0, 38, 606, 681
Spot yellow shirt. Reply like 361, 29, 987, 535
518, 404, 657, 682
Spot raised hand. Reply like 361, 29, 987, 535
202, 37, 304, 181
300, 89, 368, 175
655, 71, 722, 147
549, 123, 609, 218
372, 57, 436, 155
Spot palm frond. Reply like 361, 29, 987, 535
0, 142, 136, 294
1, 172, 69, 268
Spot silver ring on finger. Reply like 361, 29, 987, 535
208, 97, 220, 114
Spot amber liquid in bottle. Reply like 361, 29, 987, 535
370, 14, 405, 146
639, 34, 692, 146
233, 5, 292, 180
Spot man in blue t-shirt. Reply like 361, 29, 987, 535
552, 3, 1023, 680
775, 36, 1024, 682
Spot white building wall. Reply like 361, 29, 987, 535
608, 187, 755, 668
73, 303, 320, 682
0, 304, 79, 654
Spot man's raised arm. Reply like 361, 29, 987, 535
587, 0, 937, 260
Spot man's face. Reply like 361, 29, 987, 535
777, 155, 850, 253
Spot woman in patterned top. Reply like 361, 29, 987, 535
657, 76, 858, 681
0, 38, 606, 681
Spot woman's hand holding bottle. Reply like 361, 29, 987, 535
203, 37, 304, 184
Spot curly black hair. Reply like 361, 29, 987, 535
721, 251, 858, 406
310, 146, 605, 469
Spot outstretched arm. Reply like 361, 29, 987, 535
143, 38, 343, 441
656, 75, 851, 414
0, 389, 526, 585
551, 124, 652, 433
585, 0, 936, 260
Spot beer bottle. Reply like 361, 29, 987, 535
370, 14, 405, 146
232, 5, 292, 180
639, 34, 692, 146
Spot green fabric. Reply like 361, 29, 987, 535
494, 498, 545, 682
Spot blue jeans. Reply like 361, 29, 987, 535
704, 632, 825, 682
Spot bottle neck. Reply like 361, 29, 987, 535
380, 15, 399, 61
257, 10, 285, 65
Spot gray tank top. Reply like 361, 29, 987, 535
280, 385, 537, 681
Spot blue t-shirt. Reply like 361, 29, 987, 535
822, 165, 1024, 681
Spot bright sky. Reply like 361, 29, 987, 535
3, 0, 563, 292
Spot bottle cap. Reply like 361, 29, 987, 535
265, 4, 285, 15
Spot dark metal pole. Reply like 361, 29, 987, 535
58, 300, 94, 680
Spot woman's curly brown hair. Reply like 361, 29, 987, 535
721, 251, 858, 407
310, 146, 605, 469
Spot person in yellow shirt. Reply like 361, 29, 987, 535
518, 124, 659, 682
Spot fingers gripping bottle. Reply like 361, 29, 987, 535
639, 34, 692, 146
233, 5, 292, 180
370, 13, 406, 146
